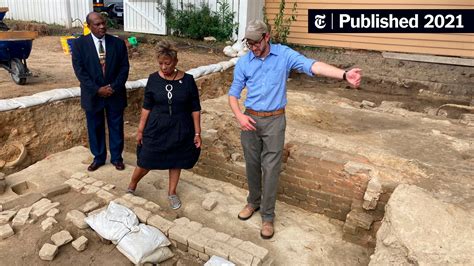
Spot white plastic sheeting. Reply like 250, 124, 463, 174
0, 59, 239, 112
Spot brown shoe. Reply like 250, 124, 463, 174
237, 204, 260, 220
260, 221, 274, 239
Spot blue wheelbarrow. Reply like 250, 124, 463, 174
0, 7, 37, 85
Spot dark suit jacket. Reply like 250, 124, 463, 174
72, 34, 129, 112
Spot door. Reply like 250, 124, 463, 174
123, 0, 166, 35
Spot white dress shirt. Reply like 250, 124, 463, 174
91, 33, 106, 58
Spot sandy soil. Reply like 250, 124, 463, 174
0, 147, 371, 265
0, 36, 228, 99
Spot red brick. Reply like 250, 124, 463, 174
300, 202, 324, 214
324, 209, 347, 221
286, 157, 308, 170
308, 190, 331, 201
299, 179, 321, 190
277, 194, 300, 206
285, 166, 314, 180
285, 183, 309, 197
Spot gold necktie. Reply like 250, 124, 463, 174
99, 40, 106, 75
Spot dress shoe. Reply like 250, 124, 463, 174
260, 221, 274, 239
112, 161, 125, 170
87, 162, 104, 172
237, 204, 260, 220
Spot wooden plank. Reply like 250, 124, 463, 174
382, 52, 474, 66
287, 32, 473, 50
279, 0, 474, 5
0, 31, 38, 40
287, 37, 474, 57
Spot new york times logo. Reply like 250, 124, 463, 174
308, 10, 474, 33
314, 14, 326, 29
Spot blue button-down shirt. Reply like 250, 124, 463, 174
228, 43, 316, 111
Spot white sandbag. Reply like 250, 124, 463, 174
116, 223, 171, 264
204, 255, 236, 266
139, 246, 174, 265
85, 201, 139, 242
0, 99, 21, 111
231, 41, 244, 52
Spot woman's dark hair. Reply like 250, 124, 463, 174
155, 40, 178, 60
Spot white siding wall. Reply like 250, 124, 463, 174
0, 0, 92, 27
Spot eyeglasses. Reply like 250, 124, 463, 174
245, 34, 266, 48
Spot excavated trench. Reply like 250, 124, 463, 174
0, 67, 473, 264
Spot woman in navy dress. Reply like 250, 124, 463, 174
127, 40, 201, 209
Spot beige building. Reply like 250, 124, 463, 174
265, 0, 474, 57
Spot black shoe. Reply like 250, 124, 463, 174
87, 162, 104, 172
112, 161, 125, 170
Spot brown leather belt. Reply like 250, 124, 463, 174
246, 108, 285, 117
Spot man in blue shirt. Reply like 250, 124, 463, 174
228, 20, 361, 239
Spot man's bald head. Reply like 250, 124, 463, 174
86, 12, 107, 38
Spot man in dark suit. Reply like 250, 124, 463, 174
72, 12, 129, 171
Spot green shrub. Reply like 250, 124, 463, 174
157, 0, 236, 41
263, 0, 297, 44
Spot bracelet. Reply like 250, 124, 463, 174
342, 71, 347, 81
195, 133, 200, 136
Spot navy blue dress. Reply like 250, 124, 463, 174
137, 72, 201, 169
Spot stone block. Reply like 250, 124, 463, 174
51, 230, 73, 246
129, 195, 147, 206
147, 215, 174, 236
363, 176, 382, 210
174, 217, 190, 226
0, 205, 2, 212
199, 252, 210, 261
176, 241, 188, 252
133, 206, 151, 223
12, 206, 32, 228
251, 258, 263, 266
102, 184, 116, 191
199, 227, 217, 240
188, 233, 209, 252
65, 178, 86, 192
41, 184, 71, 198
187, 221, 203, 232
41, 217, 58, 231
3, 193, 43, 211
92, 181, 105, 187
96, 190, 115, 202
168, 224, 196, 245
113, 198, 134, 209
31, 201, 60, 218
81, 185, 100, 194
39, 243, 58, 261
0, 179, 5, 194
71, 172, 88, 180
202, 197, 217, 211
237, 241, 269, 261
0, 224, 14, 239
144, 201, 161, 212
229, 247, 254, 266
66, 210, 88, 229
188, 247, 199, 257
82, 177, 97, 184
227, 237, 243, 247
72, 235, 88, 251
204, 240, 232, 260
214, 232, 231, 242
0, 210, 17, 224
345, 210, 374, 230
46, 208, 59, 217
87, 206, 106, 217
32, 198, 51, 209
79, 201, 100, 213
